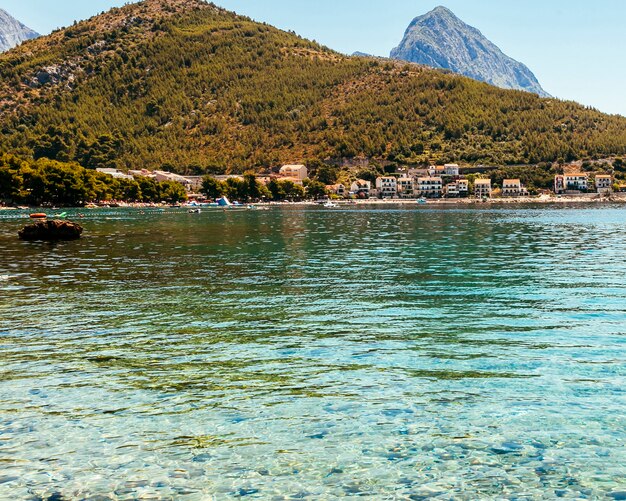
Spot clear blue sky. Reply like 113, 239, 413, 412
4, 0, 626, 116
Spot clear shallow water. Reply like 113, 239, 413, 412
0, 205, 625, 500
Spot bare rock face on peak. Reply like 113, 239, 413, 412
390, 6, 549, 97
0, 9, 39, 52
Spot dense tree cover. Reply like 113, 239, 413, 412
200, 174, 320, 201
0, 0, 625, 172
0, 154, 187, 206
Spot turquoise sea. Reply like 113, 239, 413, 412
0, 205, 625, 500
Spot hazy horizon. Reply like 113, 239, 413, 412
3, 0, 626, 116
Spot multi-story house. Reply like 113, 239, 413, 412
279, 164, 308, 182
397, 177, 415, 198
554, 175, 565, 194
502, 179, 528, 197
595, 174, 613, 194
350, 180, 371, 198
474, 179, 492, 198
563, 173, 589, 192
444, 164, 460, 177
417, 177, 443, 198
376, 177, 398, 198
457, 179, 469, 197
444, 179, 469, 198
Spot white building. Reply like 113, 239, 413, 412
595, 174, 612, 194
279, 164, 308, 181
417, 177, 443, 198
376, 177, 398, 198
563, 173, 589, 192
397, 177, 415, 198
457, 179, 469, 197
502, 179, 528, 197
444, 164, 460, 176
350, 180, 371, 197
474, 179, 492, 198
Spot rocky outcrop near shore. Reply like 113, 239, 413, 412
18, 220, 83, 241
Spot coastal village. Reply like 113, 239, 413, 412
95, 163, 626, 203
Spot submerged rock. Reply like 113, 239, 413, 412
18, 219, 83, 241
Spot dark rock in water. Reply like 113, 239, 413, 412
18, 220, 83, 241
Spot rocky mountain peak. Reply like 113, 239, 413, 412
391, 6, 549, 97
0, 8, 39, 52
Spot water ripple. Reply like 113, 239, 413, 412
0, 206, 625, 499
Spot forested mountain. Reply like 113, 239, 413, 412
0, 9, 39, 52
390, 6, 548, 97
0, 0, 625, 174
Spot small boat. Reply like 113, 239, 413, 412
30, 213, 47, 219
188, 208, 201, 214
417, 198, 427, 205
324, 201, 338, 208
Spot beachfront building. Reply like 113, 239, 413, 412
445, 183, 459, 198
502, 179, 528, 197
350, 180, 371, 198
554, 175, 565, 194
397, 177, 415, 198
474, 179, 492, 198
444, 164, 460, 177
326, 184, 346, 197
417, 177, 443, 198
457, 179, 469, 197
563, 173, 589, 192
376, 177, 398, 198
445, 179, 469, 198
279, 164, 308, 181
595, 175, 613, 194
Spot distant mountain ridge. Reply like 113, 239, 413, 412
0, 8, 39, 52
390, 6, 549, 97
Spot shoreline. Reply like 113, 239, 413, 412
2, 195, 626, 211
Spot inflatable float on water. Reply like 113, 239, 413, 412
30, 213, 47, 219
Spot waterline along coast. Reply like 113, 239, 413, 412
1, 0, 626, 499
2, 159, 626, 208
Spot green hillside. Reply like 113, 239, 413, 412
1, 0, 625, 173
